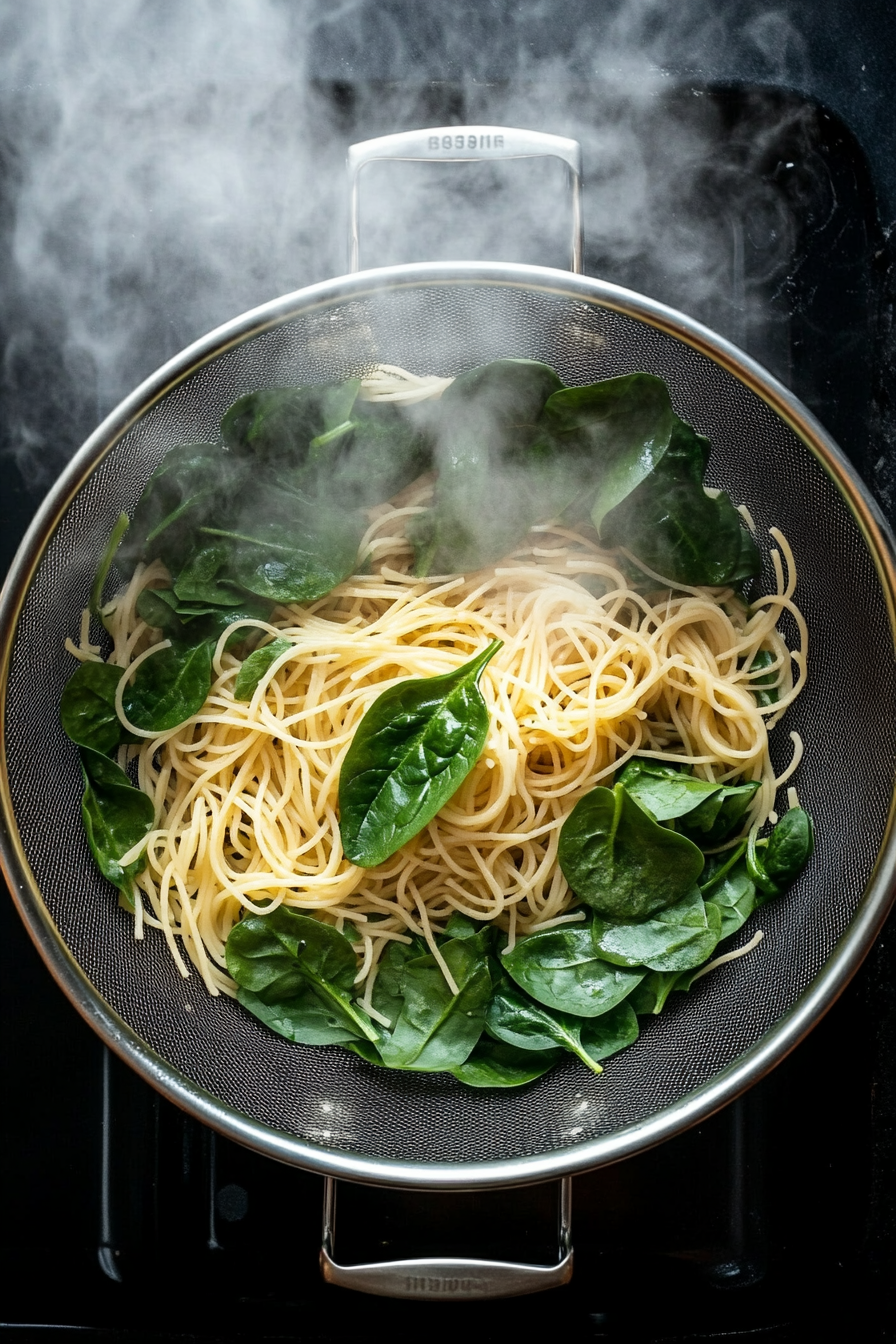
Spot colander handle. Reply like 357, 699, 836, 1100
347, 125, 584, 274
319, 1174, 573, 1300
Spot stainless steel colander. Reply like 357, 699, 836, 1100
2, 129, 895, 1221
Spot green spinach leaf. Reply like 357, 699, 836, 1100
600, 418, 761, 585
501, 921, 644, 1017
558, 783, 705, 920
225, 907, 379, 1045
338, 639, 502, 867
233, 638, 294, 700
486, 981, 638, 1073
408, 359, 564, 574
60, 661, 137, 754
449, 1036, 565, 1087
536, 373, 677, 531
591, 886, 723, 972
120, 639, 214, 733
376, 930, 493, 1071
79, 745, 154, 899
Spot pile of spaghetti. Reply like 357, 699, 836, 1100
70, 456, 807, 1017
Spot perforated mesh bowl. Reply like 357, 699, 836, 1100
2, 263, 895, 1189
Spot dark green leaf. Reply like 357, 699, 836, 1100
120, 639, 214, 733
702, 858, 757, 940
117, 442, 233, 574
449, 1036, 564, 1087
338, 639, 502, 867
558, 784, 705, 920
79, 745, 154, 897
61, 661, 136, 754
537, 373, 677, 531
600, 418, 761, 586
680, 780, 761, 846
747, 649, 780, 708
591, 886, 723, 972
409, 359, 564, 574
221, 382, 361, 463
616, 758, 722, 822
233, 638, 294, 700
202, 490, 363, 604
225, 907, 379, 1045
764, 808, 814, 885
486, 981, 638, 1073
501, 921, 645, 1018
377, 931, 492, 1071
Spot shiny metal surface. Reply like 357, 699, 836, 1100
348, 126, 584, 273
319, 1174, 573, 1298
1, 261, 895, 1190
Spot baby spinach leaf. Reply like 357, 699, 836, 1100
376, 930, 492, 1071
203, 488, 363, 605
537, 373, 677, 532
616, 758, 722, 822
338, 639, 502, 867
501, 921, 645, 1018
763, 807, 815, 885
702, 858, 757, 941
225, 907, 379, 1045
558, 784, 705, 920
79, 745, 154, 898
626, 970, 683, 1016
120, 639, 214, 733
591, 886, 723, 973
409, 359, 564, 574
221, 382, 361, 463
744, 809, 813, 900
61, 661, 137, 754
117, 442, 233, 574
233, 638, 294, 700
298, 399, 434, 510
679, 781, 761, 846
600, 418, 761, 586
171, 542, 250, 608
486, 982, 639, 1073
449, 1037, 564, 1087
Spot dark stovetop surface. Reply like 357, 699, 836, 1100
1, 5, 894, 1340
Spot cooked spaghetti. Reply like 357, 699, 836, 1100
68, 459, 807, 1011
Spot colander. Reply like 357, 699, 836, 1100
1, 128, 895, 1297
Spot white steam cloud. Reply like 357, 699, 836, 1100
0, 0, 813, 488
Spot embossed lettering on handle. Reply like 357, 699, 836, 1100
320, 1175, 573, 1300
347, 125, 583, 274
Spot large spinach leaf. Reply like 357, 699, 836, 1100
120, 639, 214, 734
408, 359, 564, 574
486, 981, 639, 1073
221, 382, 361, 464
558, 783, 705, 920
117, 442, 236, 574
617, 759, 760, 846
61, 661, 137, 754
338, 639, 502, 867
591, 886, 722, 973
225, 907, 380, 1045
79, 745, 154, 899
375, 929, 493, 1071
449, 1037, 565, 1088
600, 418, 761, 586
501, 921, 644, 1017
536, 373, 677, 531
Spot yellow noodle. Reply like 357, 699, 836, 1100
93, 476, 806, 1001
